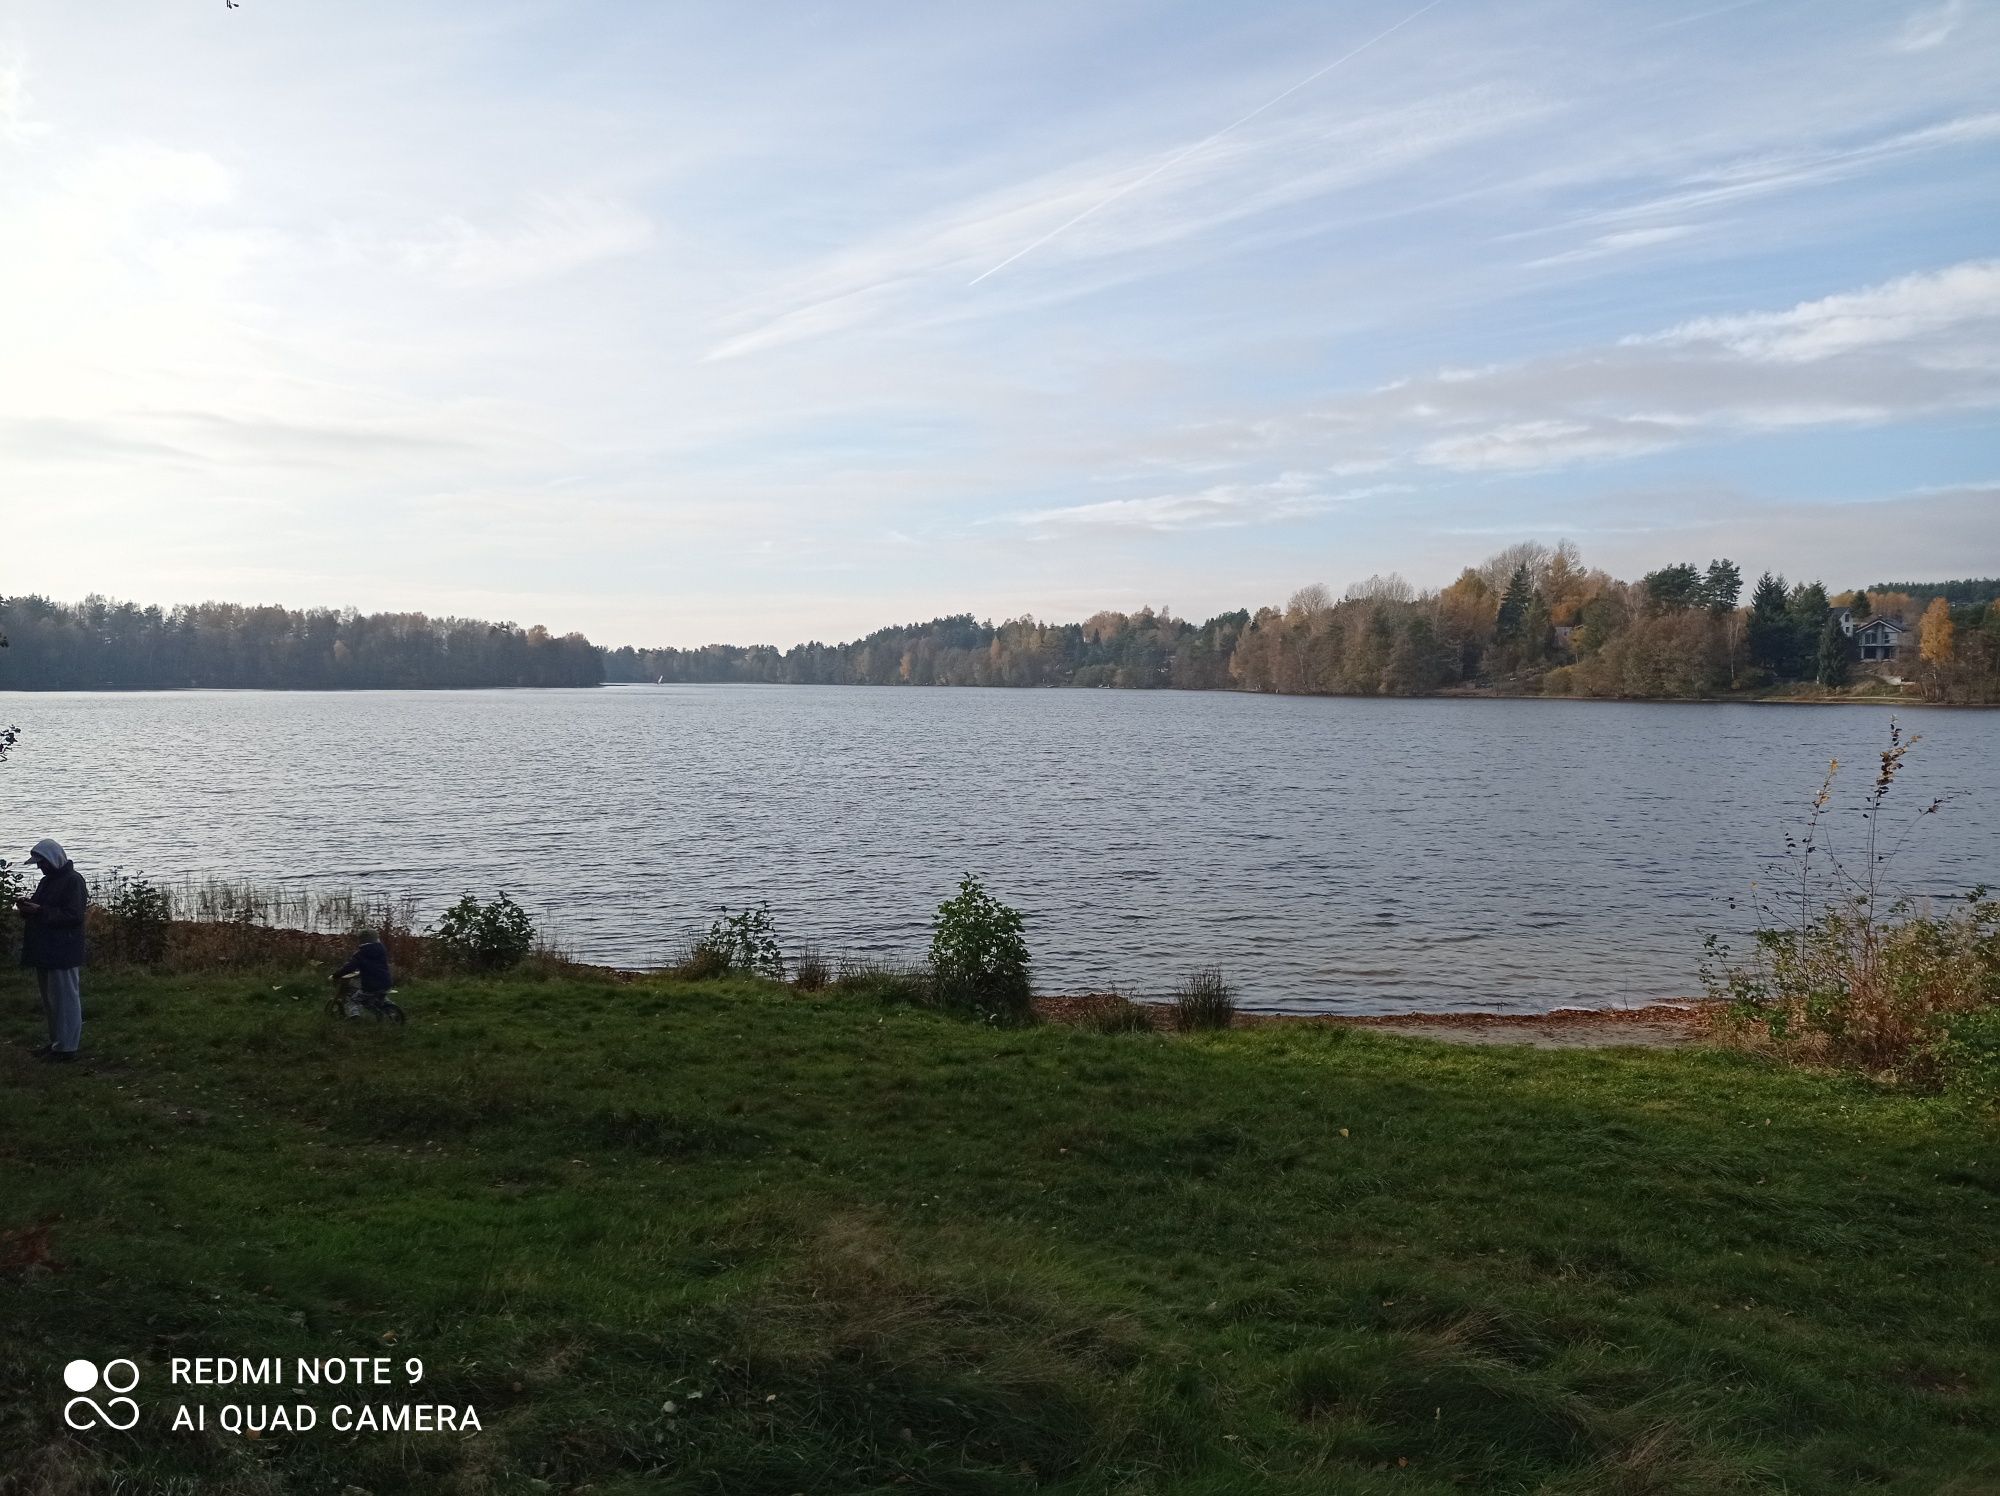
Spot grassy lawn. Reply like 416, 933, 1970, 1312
1, 966, 1994, 1495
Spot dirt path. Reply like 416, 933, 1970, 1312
1037, 997, 1717, 1049
1309, 1007, 1712, 1049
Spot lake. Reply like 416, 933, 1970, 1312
1, 687, 1994, 1013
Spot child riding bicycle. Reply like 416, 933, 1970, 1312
332, 929, 404, 1021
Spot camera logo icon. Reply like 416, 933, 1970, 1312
63, 1359, 141, 1431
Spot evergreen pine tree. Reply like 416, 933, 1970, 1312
1747, 572, 1793, 676
1816, 612, 1852, 688
1787, 581, 1831, 678
1642, 562, 1703, 611
1700, 558, 1743, 614
1495, 565, 1532, 641
1520, 592, 1554, 666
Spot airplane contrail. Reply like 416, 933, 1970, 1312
967, 0, 1449, 288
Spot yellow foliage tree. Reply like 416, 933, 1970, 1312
1919, 597, 1955, 668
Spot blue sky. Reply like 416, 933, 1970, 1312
2, 0, 1996, 645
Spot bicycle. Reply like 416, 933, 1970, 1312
326, 974, 406, 1023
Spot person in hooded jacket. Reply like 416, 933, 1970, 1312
16, 838, 88, 1061
332, 929, 396, 1018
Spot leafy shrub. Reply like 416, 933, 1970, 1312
929, 874, 1032, 1022
0, 858, 24, 963
1172, 967, 1236, 1031
431, 892, 538, 971
1077, 992, 1154, 1034
103, 872, 171, 966
1704, 721, 1999, 1085
687, 904, 785, 980
793, 944, 831, 992
1937, 1008, 2000, 1109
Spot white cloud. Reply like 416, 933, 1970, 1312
1147, 259, 2000, 481
396, 195, 654, 291
1012, 476, 1399, 534
1896, 0, 1965, 52
1640, 259, 2000, 362
1416, 419, 1679, 472
0, 48, 50, 145
1524, 224, 1697, 269
704, 83, 1553, 360
1542, 111, 2000, 248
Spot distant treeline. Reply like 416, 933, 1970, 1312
0, 597, 601, 689
601, 610, 1250, 690
603, 550, 2000, 703
6, 556, 1998, 700
1868, 579, 2000, 608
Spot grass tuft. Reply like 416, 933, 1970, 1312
791, 943, 831, 992
1172, 966, 1237, 1031
1076, 991, 1157, 1034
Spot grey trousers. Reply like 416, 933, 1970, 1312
36, 967, 82, 1053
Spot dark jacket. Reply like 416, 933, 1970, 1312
336, 939, 394, 994
20, 863, 88, 970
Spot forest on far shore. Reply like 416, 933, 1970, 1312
605, 544, 2000, 704
4, 544, 1998, 701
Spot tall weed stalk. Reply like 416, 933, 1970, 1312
1704, 719, 1999, 1089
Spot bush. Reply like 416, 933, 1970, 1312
432, 892, 538, 971
102, 872, 171, 966
0, 859, 24, 964
686, 904, 785, 980
1172, 968, 1236, 1031
1937, 1008, 2000, 1108
929, 874, 1032, 1022
1704, 721, 2000, 1085
1077, 992, 1154, 1034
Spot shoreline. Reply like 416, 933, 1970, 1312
3, 681, 1986, 707
1035, 994, 1719, 1048
106, 919, 1720, 1047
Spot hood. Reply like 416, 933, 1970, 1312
30, 838, 69, 871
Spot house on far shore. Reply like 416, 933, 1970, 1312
1856, 616, 1908, 663
1831, 606, 1909, 664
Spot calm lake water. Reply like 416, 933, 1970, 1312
2, 687, 1994, 1013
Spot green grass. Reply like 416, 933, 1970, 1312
1, 967, 1994, 1495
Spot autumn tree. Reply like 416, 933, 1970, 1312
1917, 597, 1956, 699
1539, 541, 1588, 623
1477, 541, 1550, 595
1919, 597, 1955, 666
1435, 569, 1496, 678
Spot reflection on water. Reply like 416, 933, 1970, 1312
1, 687, 1993, 1013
